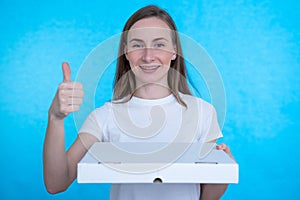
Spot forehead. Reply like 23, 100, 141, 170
131, 17, 170, 29
127, 17, 173, 41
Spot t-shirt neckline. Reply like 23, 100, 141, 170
130, 93, 176, 105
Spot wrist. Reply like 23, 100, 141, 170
48, 109, 65, 122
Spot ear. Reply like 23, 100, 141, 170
171, 45, 177, 60
171, 53, 177, 60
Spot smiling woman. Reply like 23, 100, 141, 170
43, 5, 232, 200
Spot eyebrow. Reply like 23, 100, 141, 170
129, 37, 169, 43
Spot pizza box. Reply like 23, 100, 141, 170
77, 142, 238, 184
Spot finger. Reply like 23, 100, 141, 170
66, 97, 83, 105
216, 143, 236, 162
216, 143, 230, 153
59, 96, 83, 106
66, 105, 80, 112
62, 62, 71, 82
216, 143, 226, 150
59, 89, 84, 98
60, 104, 80, 114
59, 82, 83, 90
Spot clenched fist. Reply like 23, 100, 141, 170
49, 62, 84, 120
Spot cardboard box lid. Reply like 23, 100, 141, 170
78, 142, 239, 184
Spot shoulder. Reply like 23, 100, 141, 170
180, 93, 215, 112
89, 102, 114, 117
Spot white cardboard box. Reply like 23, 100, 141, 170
78, 142, 239, 184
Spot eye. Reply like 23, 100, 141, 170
131, 43, 144, 49
154, 43, 165, 48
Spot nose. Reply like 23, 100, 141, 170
142, 47, 155, 63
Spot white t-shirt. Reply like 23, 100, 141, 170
79, 93, 222, 200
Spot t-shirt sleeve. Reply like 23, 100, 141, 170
78, 109, 103, 141
204, 105, 223, 142
198, 102, 223, 143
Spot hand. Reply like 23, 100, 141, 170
216, 143, 236, 162
49, 62, 84, 120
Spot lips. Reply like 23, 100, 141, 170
139, 65, 160, 71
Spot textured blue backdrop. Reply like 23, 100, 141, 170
0, 0, 299, 199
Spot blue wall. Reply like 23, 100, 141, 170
0, 0, 299, 199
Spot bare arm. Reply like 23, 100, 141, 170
200, 184, 228, 200
43, 118, 97, 193
43, 62, 98, 194
43, 119, 93, 193
200, 143, 235, 200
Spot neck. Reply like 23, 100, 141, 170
134, 83, 171, 100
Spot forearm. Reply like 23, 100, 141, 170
43, 115, 71, 194
200, 184, 228, 200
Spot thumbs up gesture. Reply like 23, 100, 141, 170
49, 62, 84, 120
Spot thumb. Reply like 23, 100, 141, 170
62, 62, 71, 82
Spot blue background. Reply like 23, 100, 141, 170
1, 0, 299, 199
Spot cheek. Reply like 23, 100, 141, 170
126, 52, 140, 68
160, 53, 173, 65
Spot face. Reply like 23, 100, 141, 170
125, 17, 176, 87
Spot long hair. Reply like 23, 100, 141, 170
113, 5, 192, 106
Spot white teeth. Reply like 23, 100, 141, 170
139, 65, 160, 70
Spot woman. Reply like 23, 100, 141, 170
43, 5, 234, 200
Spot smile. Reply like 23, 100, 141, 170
139, 65, 160, 71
